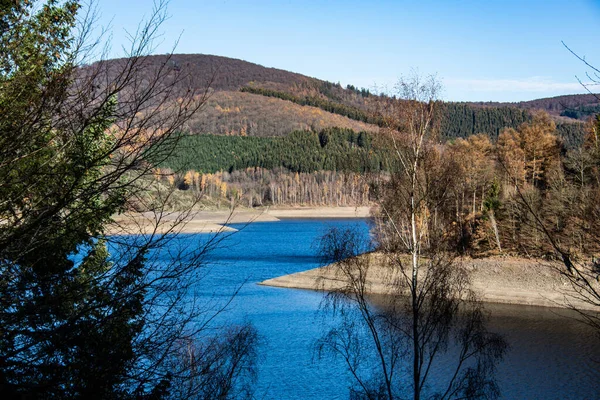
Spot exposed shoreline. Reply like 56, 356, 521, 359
106, 209, 596, 312
107, 206, 371, 235
260, 254, 600, 311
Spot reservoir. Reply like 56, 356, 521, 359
167, 218, 600, 399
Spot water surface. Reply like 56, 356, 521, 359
170, 219, 600, 399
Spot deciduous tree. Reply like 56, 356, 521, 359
316, 74, 506, 400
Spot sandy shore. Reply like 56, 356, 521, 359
108, 207, 597, 311
107, 206, 371, 235
267, 206, 371, 219
260, 254, 600, 311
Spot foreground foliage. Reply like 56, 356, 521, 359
0, 1, 258, 398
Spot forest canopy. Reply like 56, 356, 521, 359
163, 128, 395, 173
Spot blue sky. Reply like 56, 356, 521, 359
94, 0, 600, 102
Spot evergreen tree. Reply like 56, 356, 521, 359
0, 1, 257, 398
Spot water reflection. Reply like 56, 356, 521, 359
154, 219, 600, 399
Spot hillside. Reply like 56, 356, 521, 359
188, 91, 376, 137
87, 54, 599, 210
93, 53, 316, 92
95, 54, 590, 145
469, 93, 600, 121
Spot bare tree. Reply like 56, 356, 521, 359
315, 74, 506, 400
562, 41, 600, 101
316, 227, 506, 400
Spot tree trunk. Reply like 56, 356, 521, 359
489, 209, 502, 253
411, 180, 421, 400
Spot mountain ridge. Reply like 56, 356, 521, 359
94, 54, 594, 143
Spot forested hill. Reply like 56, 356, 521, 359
469, 93, 600, 121
96, 54, 590, 144
92, 54, 378, 136
95, 53, 316, 91
96, 54, 597, 208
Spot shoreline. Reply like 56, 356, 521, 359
107, 206, 371, 235
107, 208, 598, 312
260, 254, 599, 311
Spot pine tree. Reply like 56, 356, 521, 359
0, 2, 258, 398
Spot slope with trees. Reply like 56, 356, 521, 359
163, 128, 393, 174
95, 53, 590, 146
185, 90, 377, 137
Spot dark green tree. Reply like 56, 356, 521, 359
0, 1, 257, 398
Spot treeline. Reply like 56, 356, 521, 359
345, 84, 373, 98
241, 86, 586, 145
561, 103, 600, 120
240, 86, 381, 125
380, 112, 600, 258
156, 167, 375, 207
164, 128, 395, 174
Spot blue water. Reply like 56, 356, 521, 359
146, 219, 600, 399
195, 218, 370, 399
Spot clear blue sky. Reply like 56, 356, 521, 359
93, 0, 600, 102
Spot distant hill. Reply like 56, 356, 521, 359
93, 54, 598, 208
94, 53, 315, 91
94, 54, 591, 146
469, 93, 600, 121
90, 54, 378, 136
